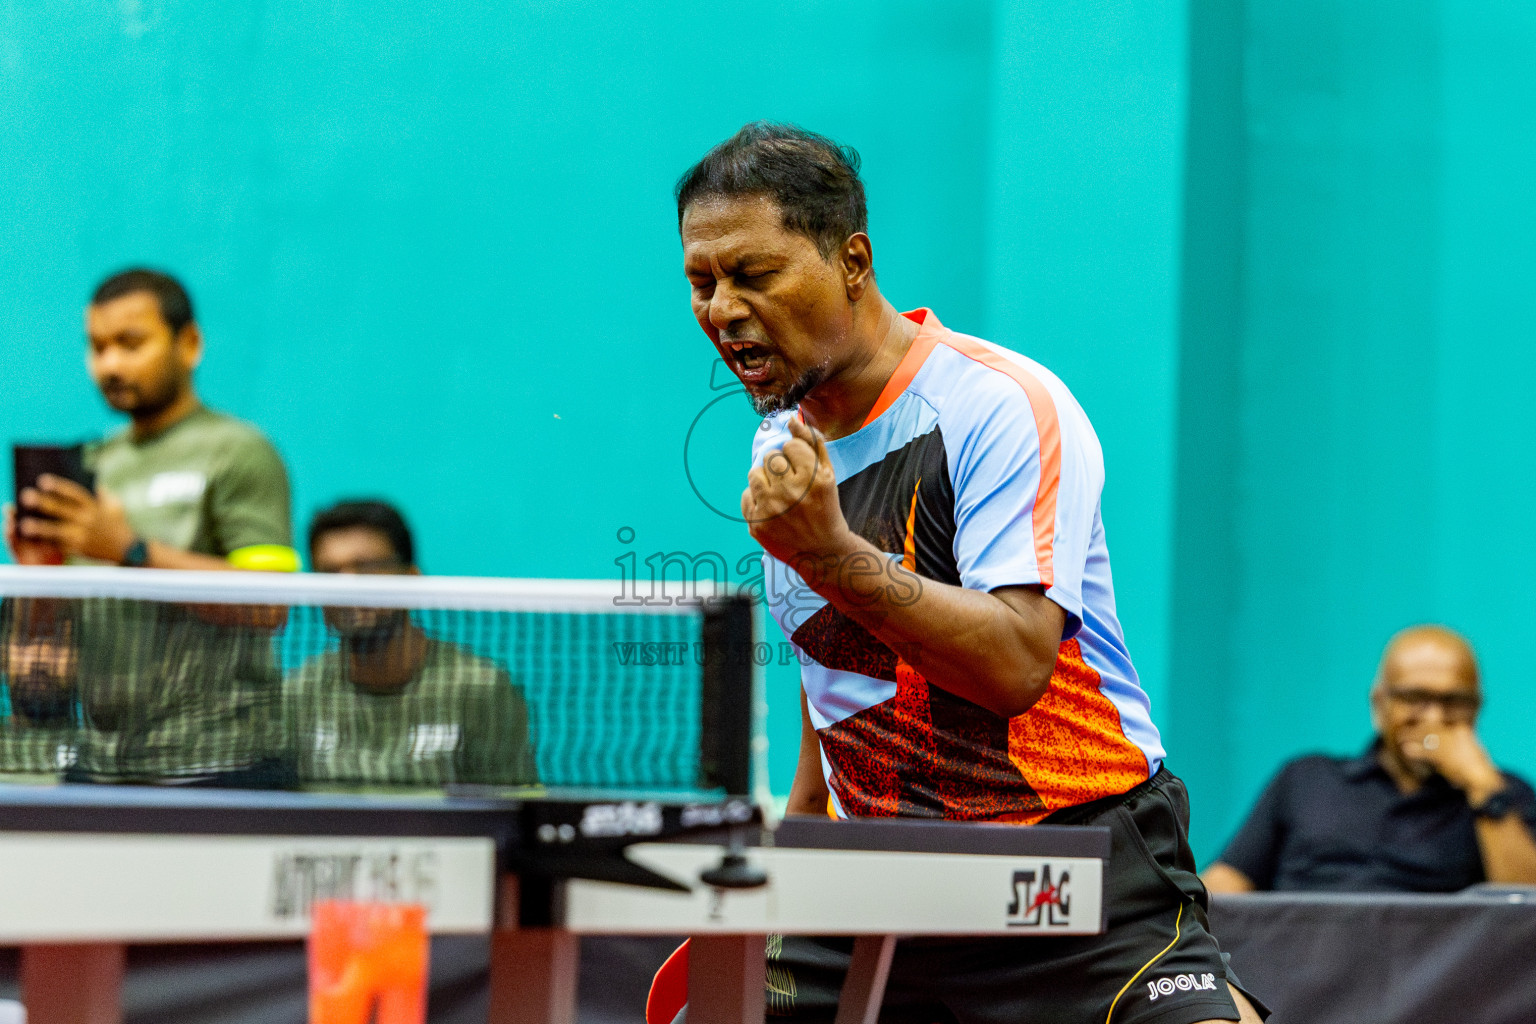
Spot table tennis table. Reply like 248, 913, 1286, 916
0, 783, 1109, 1024
0, 568, 1111, 1023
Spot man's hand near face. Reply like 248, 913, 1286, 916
15, 475, 136, 564
1401, 722, 1506, 806
1412, 721, 1536, 884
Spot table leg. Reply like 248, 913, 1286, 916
688, 934, 766, 1024
488, 928, 579, 1024
20, 942, 126, 1024
834, 935, 897, 1024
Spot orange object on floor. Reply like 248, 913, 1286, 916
309, 900, 430, 1024
647, 939, 690, 1024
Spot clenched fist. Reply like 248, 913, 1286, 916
742, 416, 854, 570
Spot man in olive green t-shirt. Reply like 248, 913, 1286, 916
6, 268, 294, 570
3, 269, 298, 783
286, 500, 537, 787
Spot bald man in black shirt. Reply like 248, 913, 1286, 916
1203, 626, 1536, 893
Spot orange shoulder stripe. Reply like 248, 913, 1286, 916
935, 334, 1061, 589
855, 310, 1062, 587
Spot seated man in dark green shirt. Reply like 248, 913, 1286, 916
286, 500, 537, 787
0, 598, 80, 774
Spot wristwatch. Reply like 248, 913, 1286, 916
120, 536, 150, 568
1473, 785, 1519, 821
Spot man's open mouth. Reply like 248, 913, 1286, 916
724, 340, 777, 385
725, 340, 771, 370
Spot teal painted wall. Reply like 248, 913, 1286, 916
985, 0, 1190, 721
6, 1, 1533, 838
1180, 0, 1536, 858
0, 0, 1002, 794
1168, 0, 1245, 848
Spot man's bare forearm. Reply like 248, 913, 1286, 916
1476, 815, 1536, 884
785, 688, 831, 816
1199, 862, 1257, 894
794, 532, 1065, 718
146, 543, 291, 628
144, 540, 240, 571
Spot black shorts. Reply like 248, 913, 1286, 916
764, 769, 1269, 1024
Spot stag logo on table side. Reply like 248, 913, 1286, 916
1005, 864, 1071, 927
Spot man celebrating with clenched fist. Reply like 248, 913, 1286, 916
676, 121, 1266, 1024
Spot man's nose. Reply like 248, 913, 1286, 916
92, 346, 125, 376
708, 282, 749, 330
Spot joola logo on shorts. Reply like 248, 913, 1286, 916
1005, 864, 1071, 927
1146, 974, 1218, 1001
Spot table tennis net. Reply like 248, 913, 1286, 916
0, 569, 754, 796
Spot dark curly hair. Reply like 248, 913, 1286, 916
675, 121, 868, 260
92, 268, 195, 336
308, 499, 415, 567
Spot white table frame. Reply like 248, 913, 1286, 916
0, 819, 1107, 1024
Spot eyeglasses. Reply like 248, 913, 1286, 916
1383, 687, 1481, 718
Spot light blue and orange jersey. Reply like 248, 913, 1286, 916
753, 308, 1164, 823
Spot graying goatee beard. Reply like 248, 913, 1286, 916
747, 365, 829, 416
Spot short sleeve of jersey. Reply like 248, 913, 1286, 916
945, 367, 1101, 637
208, 432, 293, 554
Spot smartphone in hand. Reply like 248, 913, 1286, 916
12, 444, 96, 524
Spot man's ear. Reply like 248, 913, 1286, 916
177, 322, 204, 372
842, 232, 874, 301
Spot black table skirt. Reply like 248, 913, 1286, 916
4, 890, 1533, 1023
